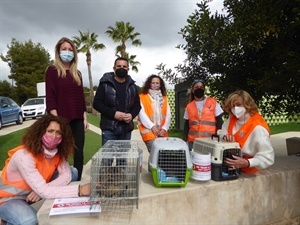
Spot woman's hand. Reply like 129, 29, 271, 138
158, 129, 166, 137
83, 119, 89, 132
83, 112, 89, 132
225, 155, 249, 170
79, 183, 91, 196
223, 134, 235, 142
26, 191, 41, 203
151, 126, 160, 136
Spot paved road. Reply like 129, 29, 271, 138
0, 119, 103, 136
0, 119, 36, 136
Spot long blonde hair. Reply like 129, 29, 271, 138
53, 37, 81, 86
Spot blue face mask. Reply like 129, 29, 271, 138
60, 51, 74, 63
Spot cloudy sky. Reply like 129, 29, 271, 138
0, 0, 223, 89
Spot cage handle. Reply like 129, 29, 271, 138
211, 134, 220, 142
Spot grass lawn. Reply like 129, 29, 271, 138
0, 115, 102, 169
0, 128, 102, 169
0, 114, 299, 169
87, 113, 100, 127
268, 123, 300, 135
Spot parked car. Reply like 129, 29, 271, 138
21, 97, 46, 120
0, 96, 23, 129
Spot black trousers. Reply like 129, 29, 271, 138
69, 119, 85, 181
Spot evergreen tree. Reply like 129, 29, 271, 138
1, 38, 51, 104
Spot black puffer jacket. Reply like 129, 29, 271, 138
93, 72, 141, 132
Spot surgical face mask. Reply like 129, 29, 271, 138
42, 134, 62, 150
193, 88, 204, 98
115, 68, 128, 78
231, 106, 246, 119
60, 51, 74, 63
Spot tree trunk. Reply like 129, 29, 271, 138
121, 42, 126, 58
86, 51, 97, 115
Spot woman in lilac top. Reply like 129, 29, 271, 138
45, 37, 89, 181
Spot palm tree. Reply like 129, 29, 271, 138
106, 21, 142, 71
73, 30, 105, 114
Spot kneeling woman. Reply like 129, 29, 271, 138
0, 114, 90, 225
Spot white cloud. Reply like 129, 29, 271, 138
0, 0, 224, 91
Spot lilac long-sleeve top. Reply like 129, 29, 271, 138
6, 148, 78, 198
45, 66, 86, 122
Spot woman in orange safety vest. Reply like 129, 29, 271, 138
218, 90, 274, 173
0, 114, 90, 225
138, 75, 171, 153
183, 79, 224, 150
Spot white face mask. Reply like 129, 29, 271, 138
231, 106, 246, 119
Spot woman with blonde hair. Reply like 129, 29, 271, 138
218, 90, 274, 173
45, 37, 89, 181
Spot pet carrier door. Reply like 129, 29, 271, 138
149, 137, 192, 187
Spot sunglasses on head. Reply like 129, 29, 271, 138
193, 79, 205, 85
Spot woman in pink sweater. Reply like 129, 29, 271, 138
0, 114, 90, 225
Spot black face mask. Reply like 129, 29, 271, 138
115, 68, 128, 78
194, 88, 204, 98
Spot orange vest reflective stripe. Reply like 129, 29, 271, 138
228, 113, 270, 173
0, 145, 62, 204
187, 97, 217, 142
138, 93, 168, 142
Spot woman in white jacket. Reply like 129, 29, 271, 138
218, 90, 274, 173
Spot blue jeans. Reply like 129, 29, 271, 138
50, 166, 78, 182
0, 167, 78, 224
0, 199, 37, 225
102, 129, 131, 146
102, 128, 131, 166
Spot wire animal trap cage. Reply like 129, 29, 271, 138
193, 135, 241, 181
149, 137, 192, 187
90, 140, 141, 210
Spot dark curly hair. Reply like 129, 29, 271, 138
141, 74, 167, 96
22, 114, 74, 160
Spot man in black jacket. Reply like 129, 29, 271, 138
93, 57, 141, 150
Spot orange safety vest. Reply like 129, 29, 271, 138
138, 93, 168, 142
228, 113, 270, 173
186, 97, 217, 142
0, 145, 62, 204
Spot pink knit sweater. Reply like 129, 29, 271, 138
6, 148, 78, 198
